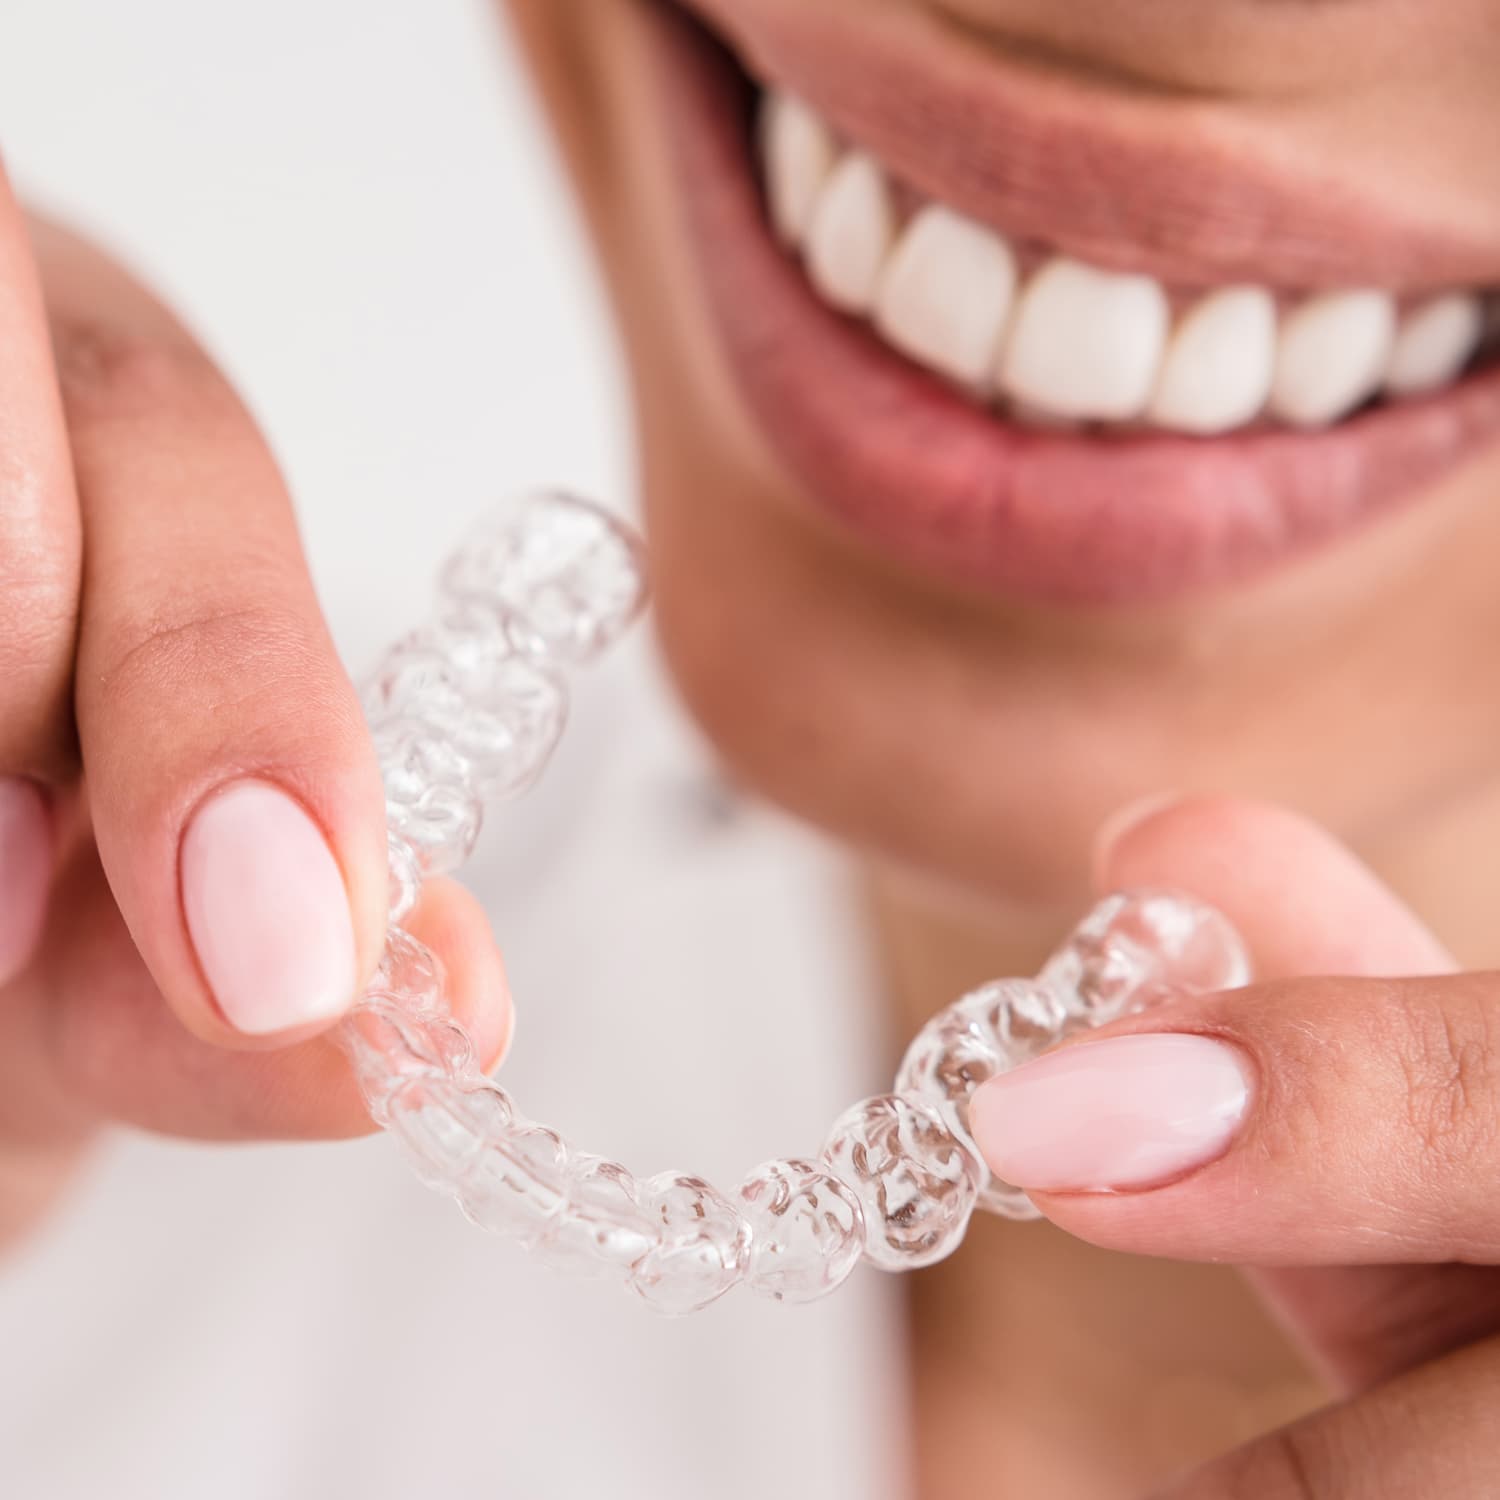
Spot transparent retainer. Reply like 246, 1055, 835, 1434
337, 491, 1251, 1314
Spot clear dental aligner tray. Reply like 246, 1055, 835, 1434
338, 492, 1248, 1314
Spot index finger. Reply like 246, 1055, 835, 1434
35, 219, 390, 1046
1094, 795, 1456, 980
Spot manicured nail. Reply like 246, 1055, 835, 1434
0, 778, 53, 984
970, 1033, 1252, 1192
181, 780, 357, 1036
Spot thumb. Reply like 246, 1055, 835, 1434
41, 220, 388, 1045
972, 796, 1483, 1392
1093, 794, 1455, 981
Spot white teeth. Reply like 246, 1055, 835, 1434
1384, 293, 1484, 397
1148, 287, 1276, 435
761, 94, 839, 249
761, 92, 1490, 433
805, 152, 896, 315
999, 258, 1169, 422
873, 206, 1018, 388
1269, 290, 1395, 428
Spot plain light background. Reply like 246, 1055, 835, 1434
0, 0, 631, 648
0, 4, 907, 1497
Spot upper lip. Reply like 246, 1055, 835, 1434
676, 0, 1500, 292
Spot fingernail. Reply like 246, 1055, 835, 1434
181, 780, 357, 1036
970, 1033, 1252, 1192
1093, 792, 1185, 867
0, 778, 53, 984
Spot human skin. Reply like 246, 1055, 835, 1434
0, 199, 513, 1245
501, 0, 1500, 932
503, 1, 1500, 1493
1, 4, 1498, 1492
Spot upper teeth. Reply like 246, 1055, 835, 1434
761, 92, 1490, 433
876, 204, 1019, 390
1001, 258, 1169, 424
805, 152, 895, 315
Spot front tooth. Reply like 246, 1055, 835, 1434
761, 94, 838, 249
873, 206, 1018, 387
1148, 287, 1275, 435
1269, 290, 1395, 428
998, 258, 1169, 422
804, 153, 896, 315
1384, 293, 1483, 397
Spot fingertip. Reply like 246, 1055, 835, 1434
337, 787, 398, 1009
1093, 795, 1456, 981
0, 777, 54, 984
403, 877, 513, 1072
1090, 790, 1191, 887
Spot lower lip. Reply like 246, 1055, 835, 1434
647, 7, 1500, 606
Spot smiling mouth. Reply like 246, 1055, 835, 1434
764, 91, 1496, 437
644, 1, 1500, 604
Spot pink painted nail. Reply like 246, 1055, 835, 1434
970, 1033, 1252, 1192
0, 778, 53, 984
180, 780, 357, 1036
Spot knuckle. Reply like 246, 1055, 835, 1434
1253, 1425, 1324, 1500
1259, 978, 1500, 1181
93, 594, 335, 737
1247, 979, 1352, 1165
1382, 978, 1500, 1171
1173, 1422, 1334, 1500
86, 590, 364, 825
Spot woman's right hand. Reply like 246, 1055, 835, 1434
0, 164, 511, 1249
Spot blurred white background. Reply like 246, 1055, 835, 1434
0, 3, 905, 1497
0, 0, 630, 645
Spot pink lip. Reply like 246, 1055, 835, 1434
647, 7, 1500, 606
677, 0, 1500, 292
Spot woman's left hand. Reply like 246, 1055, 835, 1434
971, 797, 1500, 1498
